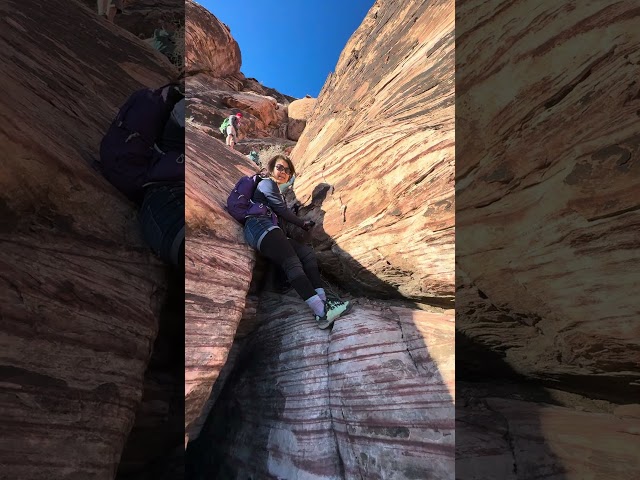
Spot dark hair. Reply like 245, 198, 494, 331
267, 154, 296, 177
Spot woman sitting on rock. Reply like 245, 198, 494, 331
244, 154, 351, 329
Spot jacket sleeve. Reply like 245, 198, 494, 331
257, 179, 305, 227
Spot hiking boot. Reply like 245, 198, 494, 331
315, 298, 352, 329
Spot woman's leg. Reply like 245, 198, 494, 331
138, 182, 184, 270
288, 238, 326, 295
286, 238, 352, 328
259, 229, 317, 301
259, 229, 327, 318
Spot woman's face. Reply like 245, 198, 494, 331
272, 159, 292, 185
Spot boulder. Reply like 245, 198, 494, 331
186, 72, 290, 141
185, 0, 241, 77
287, 97, 316, 140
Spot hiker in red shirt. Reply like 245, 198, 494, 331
225, 112, 242, 150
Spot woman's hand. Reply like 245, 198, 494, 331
302, 220, 316, 231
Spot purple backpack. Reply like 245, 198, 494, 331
99, 84, 184, 203
226, 174, 273, 225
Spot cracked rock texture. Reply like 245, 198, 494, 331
291, 0, 455, 304
187, 294, 454, 480
1, 1, 177, 478
456, 1, 640, 477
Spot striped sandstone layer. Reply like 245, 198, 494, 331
456, 0, 640, 403
291, 0, 455, 305
184, 127, 260, 441
456, 1, 640, 477
188, 295, 454, 479
0, 1, 177, 478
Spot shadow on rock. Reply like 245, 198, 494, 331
117, 270, 186, 480
184, 182, 455, 479
456, 331, 568, 479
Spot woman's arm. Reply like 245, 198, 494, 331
257, 179, 305, 227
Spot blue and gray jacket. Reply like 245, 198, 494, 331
251, 178, 305, 229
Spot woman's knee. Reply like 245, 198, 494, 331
281, 256, 305, 282
296, 243, 318, 267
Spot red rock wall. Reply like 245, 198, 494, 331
457, 388, 640, 479
188, 295, 454, 479
1, 1, 177, 478
456, 1, 640, 477
456, 0, 640, 396
186, 0, 241, 77
291, 0, 455, 305
184, 127, 261, 441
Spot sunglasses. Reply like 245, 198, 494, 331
275, 164, 291, 175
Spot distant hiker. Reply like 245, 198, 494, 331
222, 112, 242, 150
242, 155, 351, 329
97, 0, 124, 22
99, 81, 185, 270
247, 150, 260, 166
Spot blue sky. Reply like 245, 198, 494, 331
198, 1, 373, 99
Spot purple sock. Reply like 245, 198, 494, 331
315, 288, 326, 301
305, 294, 325, 317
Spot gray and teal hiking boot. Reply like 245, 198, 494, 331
315, 298, 352, 329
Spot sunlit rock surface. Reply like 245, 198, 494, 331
291, 0, 455, 305
456, 1, 640, 477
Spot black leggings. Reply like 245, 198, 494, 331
259, 228, 324, 301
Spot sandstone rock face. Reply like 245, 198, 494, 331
187, 294, 454, 479
287, 97, 316, 141
291, 0, 455, 305
184, 2, 455, 478
78, 0, 183, 38
1, 2, 177, 478
186, 69, 291, 141
456, 1, 640, 477
184, 126, 261, 442
115, 0, 184, 39
457, 384, 640, 479
186, 0, 241, 77
456, 2, 640, 397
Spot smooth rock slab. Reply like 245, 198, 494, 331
184, 127, 259, 441
187, 293, 454, 479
